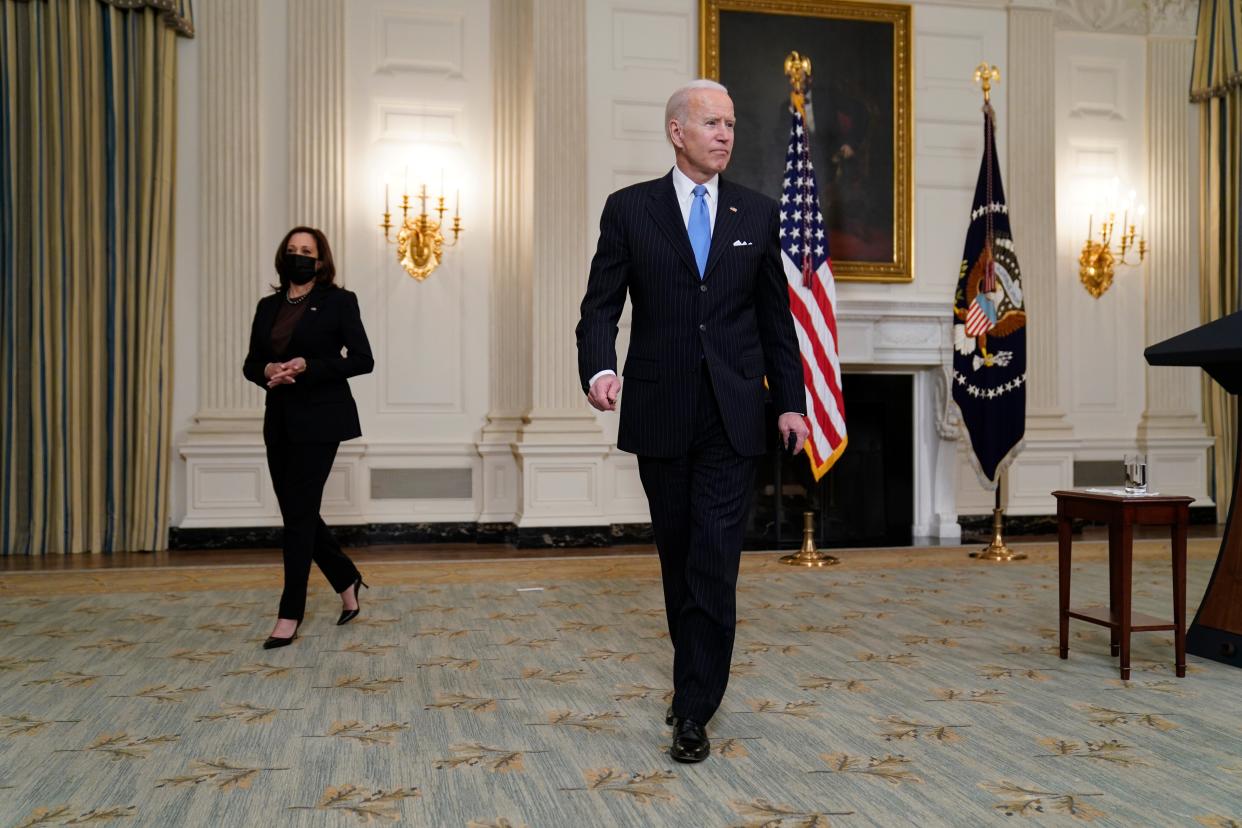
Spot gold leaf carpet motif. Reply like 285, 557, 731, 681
1, 543, 1240, 825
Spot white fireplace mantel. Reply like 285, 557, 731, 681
835, 298, 963, 542
838, 299, 952, 368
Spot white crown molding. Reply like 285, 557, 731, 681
1055, 0, 1147, 34
1054, 0, 1198, 36
1146, 0, 1197, 37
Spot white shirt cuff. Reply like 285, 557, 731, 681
588, 369, 617, 388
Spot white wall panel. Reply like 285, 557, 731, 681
377, 102, 464, 143
373, 8, 466, 77
1056, 30, 1146, 438
611, 9, 692, 72
346, 0, 492, 446
1067, 59, 1127, 119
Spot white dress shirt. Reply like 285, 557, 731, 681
589, 166, 720, 388
671, 165, 719, 232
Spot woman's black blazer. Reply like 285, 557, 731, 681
242, 284, 374, 444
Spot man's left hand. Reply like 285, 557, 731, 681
777, 412, 810, 455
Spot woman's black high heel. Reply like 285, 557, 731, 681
262, 621, 300, 649
337, 577, 368, 626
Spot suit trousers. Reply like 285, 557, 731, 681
265, 434, 360, 621
637, 363, 758, 724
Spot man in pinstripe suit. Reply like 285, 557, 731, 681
576, 79, 809, 763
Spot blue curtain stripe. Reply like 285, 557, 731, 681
0, 0, 192, 554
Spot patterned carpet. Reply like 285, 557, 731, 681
1, 540, 1241, 827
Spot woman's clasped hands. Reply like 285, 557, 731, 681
265, 357, 306, 388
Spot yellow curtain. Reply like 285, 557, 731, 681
0, 0, 193, 554
1192, 0, 1242, 521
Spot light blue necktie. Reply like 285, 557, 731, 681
688, 184, 711, 278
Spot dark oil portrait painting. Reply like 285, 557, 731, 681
701, 0, 912, 282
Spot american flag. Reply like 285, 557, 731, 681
778, 106, 846, 479
964, 293, 997, 337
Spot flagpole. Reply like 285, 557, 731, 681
970, 472, 1027, 561
964, 62, 1025, 563
777, 50, 838, 569
774, 433, 784, 549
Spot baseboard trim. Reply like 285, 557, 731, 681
172, 510, 1217, 552
168, 522, 657, 551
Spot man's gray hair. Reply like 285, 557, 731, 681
664, 79, 729, 143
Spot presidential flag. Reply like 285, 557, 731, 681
951, 103, 1026, 486
780, 103, 846, 480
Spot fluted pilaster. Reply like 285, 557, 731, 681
198, 0, 262, 418
523, 0, 596, 434
486, 0, 534, 428
508, 0, 608, 527
478, 0, 535, 523
1140, 6, 1205, 441
1008, 5, 1067, 431
1141, 34, 1201, 430
287, 0, 345, 264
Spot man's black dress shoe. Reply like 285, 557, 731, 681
665, 705, 676, 726
670, 718, 710, 763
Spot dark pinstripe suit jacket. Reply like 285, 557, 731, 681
576, 171, 805, 458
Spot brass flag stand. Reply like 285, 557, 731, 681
970, 477, 1026, 561
781, 511, 839, 567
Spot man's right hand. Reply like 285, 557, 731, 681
587, 374, 621, 412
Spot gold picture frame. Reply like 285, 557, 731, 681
701, 0, 913, 283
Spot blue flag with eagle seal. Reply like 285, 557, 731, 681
951, 103, 1026, 486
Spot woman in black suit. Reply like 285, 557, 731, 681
243, 226, 374, 649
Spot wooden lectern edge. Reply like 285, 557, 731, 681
1184, 407, 1242, 668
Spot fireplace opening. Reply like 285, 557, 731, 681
746, 373, 914, 549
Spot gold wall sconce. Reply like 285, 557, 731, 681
379, 178, 462, 281
1079, 202, 1147, 299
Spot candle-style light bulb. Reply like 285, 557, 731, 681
455, 189, 460, 218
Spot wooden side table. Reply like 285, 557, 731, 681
1053, 489, 1192, 680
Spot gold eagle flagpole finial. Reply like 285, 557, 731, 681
973, 62, 1000, 104
784, 51, 812, 118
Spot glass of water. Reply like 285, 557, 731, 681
1124, 453, 1148, 494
